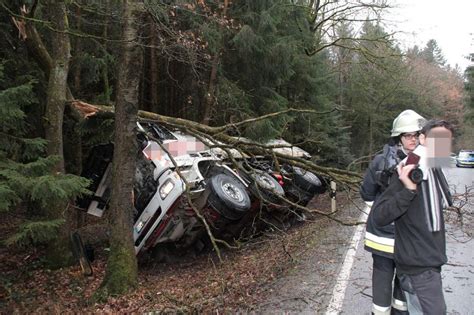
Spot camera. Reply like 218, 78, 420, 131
406, 152, 423, 184
408, 167, 423, 184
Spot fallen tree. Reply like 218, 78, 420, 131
71, 100, 366, 264
71, 100, 362, 187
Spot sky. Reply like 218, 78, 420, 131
383, 0, 474, 72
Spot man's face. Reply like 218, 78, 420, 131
419, 126, 453, 167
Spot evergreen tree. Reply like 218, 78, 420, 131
218, 0, 349, 166
0, 1, 90, 265
332, 22, 356, 108
223, 0, 299, 140
0, 64, 89, 248
421, 39, 447, 67
464, 54, 474, 122
343, 21, 409, 158
458, 55, 474, 148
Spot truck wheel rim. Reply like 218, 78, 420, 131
222, 182, 244, 202
257, 174, 275, 189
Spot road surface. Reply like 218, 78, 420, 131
254, 166, 473, 314
337, 166, 474, 315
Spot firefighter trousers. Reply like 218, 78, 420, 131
372, 254, 408, 315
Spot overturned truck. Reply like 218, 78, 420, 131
77, 121, 327, 256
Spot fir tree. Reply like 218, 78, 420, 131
0, 63, 90, 248
421, 39, 447, 67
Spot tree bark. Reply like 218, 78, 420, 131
201, 0, 229, 125
25, 23, 53, 79
44, 0, 70, 173
14, 1, 74, 100
150, 18, 159, 112
42, 0, 75, 268
99, 0, 141, 296
102, 0, 111, 104
73, 4, 82, 93
201, 53, 220, 125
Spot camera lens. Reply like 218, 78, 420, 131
409, 168, 423, 184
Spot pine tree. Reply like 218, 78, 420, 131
0, 64, 90, 248
458, 56, 474, 148
421, 39, 447, 67
343, 21, 410, 158
464, 55, 474, 122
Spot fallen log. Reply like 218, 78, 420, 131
70, 100, 362, 187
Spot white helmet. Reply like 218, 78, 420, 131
391, 110, 426, 137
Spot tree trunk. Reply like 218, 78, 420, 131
102, 0, 111, 104
44, 1, 70, 173
368, 114, 374, 159
99, 0, 141, 296
42, 0, 74, 268
73, 5, 82, 93
201, 53, 219, 125
201, 0, 229, 125
24, 16, 53, 80
15, 1, 87, 256
150, 20, 159, 113
16, 2, 74, 100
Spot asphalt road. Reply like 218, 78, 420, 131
337, 166, 474, 315
254, 165, 472, 314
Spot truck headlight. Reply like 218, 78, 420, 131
136, 221, 144, 233
159, 179, 175, 199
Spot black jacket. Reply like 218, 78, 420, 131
371, 174, 447, 275
360, 144, 403, 258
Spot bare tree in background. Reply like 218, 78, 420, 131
304, 0, 390, 56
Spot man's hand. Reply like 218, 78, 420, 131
397, 163, 417, 191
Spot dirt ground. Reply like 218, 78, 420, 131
0, 192, 362, 313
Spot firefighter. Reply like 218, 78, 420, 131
360, 110, 426, 315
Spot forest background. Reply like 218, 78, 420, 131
1, 0, 473, 305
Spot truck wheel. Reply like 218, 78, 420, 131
293, 167, 325, 194
207, 174, 251, 221
251, 171, 285, 203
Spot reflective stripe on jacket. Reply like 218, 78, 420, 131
365, 230, 394, 254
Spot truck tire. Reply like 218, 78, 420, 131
292, 167, 325, 194
207, 174, 251, 221
250, 171, 285, 203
